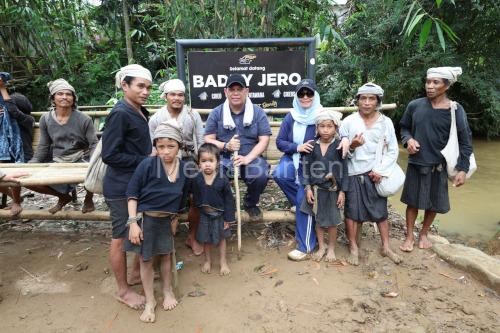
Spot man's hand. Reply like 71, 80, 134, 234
233, 154, 252, 166
368, 171, 382, 183
350, 133, 365, 150
306, 189, 314, 205
406, 138, 420, 155
453, 171, 466, 187
337, 191, 345, 209
297, 140, 314, 153
227, 135, 240, 152
337, 137, 350, 158
224, 222, 230, 230
1, 171, 30, 183
150, 147, 158, 156
128, 222, 143, 245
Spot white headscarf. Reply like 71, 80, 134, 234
315, 109, 343, 127
153, 119, 183, 144
159, 79, 185, 99
47, 78, 77, 99
427, 67, 462, 85
356, 82, 384, 98
115, 64, 152, 88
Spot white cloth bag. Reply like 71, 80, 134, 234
84, 139, 107, 194
440, 101, 477, 180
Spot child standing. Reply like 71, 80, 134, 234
125, 120, 189, 323
300, 110, 348, 262
192, 143, 235, 276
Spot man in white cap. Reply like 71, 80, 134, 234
399, 67, 473, 252
102, 64, 153, 310
22, 78, 98, 215
339, 82, 402, 266
149, 78, 204, 254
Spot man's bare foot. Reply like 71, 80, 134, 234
312, 247, 327, 262
220, 260, 231, 276
381, 248, 402, 264
9, 203, 23, 217
163, 290, 178, 311
201, 261, 211, 274
418, 234, 433, 249
128, 273, 142, 286
82, 199, 95, 213
399, 237, 415, 252
114, 290, 146, 310
346, 248, 359, 266
186, 237, 204, 256
325, 248, 336, 263
48, 194, 72, 214
140, 302, 157, 323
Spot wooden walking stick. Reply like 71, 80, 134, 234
233, 150, 243, 260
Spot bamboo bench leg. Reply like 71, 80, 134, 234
1, 193, 7, 209
71, 189, 78, 203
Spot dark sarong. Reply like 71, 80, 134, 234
300, 187, 342, 228
124, 214, 173, 261
400, 163, 450, 214
196, 210, 231, 245
345, 173, 388, 223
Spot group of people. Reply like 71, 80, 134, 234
0, 64, 473, 324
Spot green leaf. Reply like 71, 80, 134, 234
419, 18, 433, 49
400, 1, 417, 34
440, 20, 459, 43
406, 13, 425, 38
435, 21, 446, 51
436, 0, 443, 8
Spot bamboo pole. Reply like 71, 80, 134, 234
0, 163, 89, 168
0, 209, 295, 223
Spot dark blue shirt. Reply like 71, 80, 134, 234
191, 172, 236, 222
126, 157, 189, 213
204, 103, 272, 158
276, 113, 317, 156
400, 97, 473, 172
102, 99, 152, 199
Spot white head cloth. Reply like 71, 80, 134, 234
115, 64, 152, 88
47, 78, 76, 99
356, 82, 384, 98
315, 109, 343, 127
159, 79, 185, 99
427, 66, 462, 84
153, 119, 183, 144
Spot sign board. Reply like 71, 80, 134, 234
187, 50, 306, 109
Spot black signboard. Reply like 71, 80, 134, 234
187, 50, 306, 109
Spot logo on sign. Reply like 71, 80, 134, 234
239, 54, 257, 65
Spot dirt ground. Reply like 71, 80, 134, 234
0, 222, 499, 333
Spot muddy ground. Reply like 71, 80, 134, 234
0, 184, 499, 332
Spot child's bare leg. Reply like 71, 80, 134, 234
345, 218, 359, 266
160, 254, 178, 310
82, 190, 95, 213
139, 258, 156, 323
219, 239, 230, 276
325, 226, 338, 262
201, 243, 212, 274
312, 226, 327, 261
9, 187, 22, 217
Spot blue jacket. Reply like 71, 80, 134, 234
0, 96, 24, 162
276, 113, 317, 156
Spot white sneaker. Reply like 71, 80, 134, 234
287, 249, 308, 261
290, 206, 296, 214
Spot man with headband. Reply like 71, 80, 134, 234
399, 67, 473, 252
22, 78, 98, 215
204, 74, 272, 221
102, 64, 153, 310
149, 78, 204, 254
340, 82, 402, 266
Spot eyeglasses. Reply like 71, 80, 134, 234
297, 89, 314, 98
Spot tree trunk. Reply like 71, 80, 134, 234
122, 0, 134, 64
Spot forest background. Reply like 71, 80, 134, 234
1, 0, 498, 137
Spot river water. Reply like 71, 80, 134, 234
389, 139, 500, 241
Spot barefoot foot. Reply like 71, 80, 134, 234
9, 203, 23, 217
346, 248, 359, 266
82, 199, 95, 213
418, 234, 433, 249
325, 248, 336, 263
163, 290, 178, 311
128, 273, 142, 286
220, 261, 231, 276
382, 248, 402, 264
186, 237, 204, 256
312, 247, 327, 262
114, 290, 146, 310
48, 194, 72, 214
399, 237, 415, 252
139, 302, 157, 323
201, 261, 211, 274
